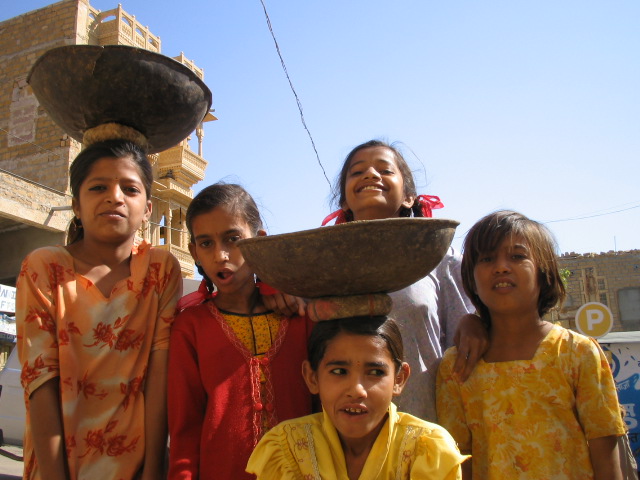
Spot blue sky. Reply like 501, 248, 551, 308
5, 1, 640, 255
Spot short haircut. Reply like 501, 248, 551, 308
461, 210, 566, 321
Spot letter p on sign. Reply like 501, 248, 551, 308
575, 302, 614, 338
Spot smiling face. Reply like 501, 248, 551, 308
473, 234, 541, 319
342, 146, 414, 220
303, 331, 409, 450
72, 155, 151, 245
188, 206, 264, 305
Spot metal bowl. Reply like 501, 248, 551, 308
27, 45, 212, 153
238, 218, 459, 298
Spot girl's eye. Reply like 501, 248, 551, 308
381, 169, 394, 175
478, 255, 492, 263
88, 185, 105, 191
329, 368, 347, 375
369, 368, 386, 376
199, 240, 212, 248
124, 186, 142, 194
227, 235, 242, 243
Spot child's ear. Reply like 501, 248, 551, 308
392, 362, 410, 396
188, 242, 199, 264
257, 229, 267, 237
302, 360, 320, 395
71, 197, 80, 218
402, 195, 415, 210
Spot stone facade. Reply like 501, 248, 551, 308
554, 250, 640, 332
0, 0, 213, 286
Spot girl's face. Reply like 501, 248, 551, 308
188, 206, 265, 300
473, 234, 540, 318
72, 155, 151, 245
302, 332, 409, 449
342, 146, 414, 221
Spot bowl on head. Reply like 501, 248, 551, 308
27, 45, 212, 153
238, 217, 459, 299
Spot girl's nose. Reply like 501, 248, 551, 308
106, 186, 125, 204
363, 166, 381, 180
494, 254, 511, 273
347, 379, 367, 399
215, 248, 229, 262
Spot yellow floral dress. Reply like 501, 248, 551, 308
246, 403, 466, 479
436, 325, 625, 479
16, 241, 181, 480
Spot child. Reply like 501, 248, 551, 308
167, 183, 314, 480
436, 210, 626, 479
16, 139, 182, 480
320, 139, 484, 421
246, 315, 467, 479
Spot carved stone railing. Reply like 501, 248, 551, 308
88, 4, 161, 52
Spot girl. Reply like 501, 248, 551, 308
436, 210, 626, 479
246, 315, 467, 479
167, 183, 313, 480
320, 139, 484, 421
16, 139, 182, 480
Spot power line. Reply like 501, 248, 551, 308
258, 0, 331, 187
543, 203, 640, 224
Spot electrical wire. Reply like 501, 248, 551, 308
258, 0, 331, 187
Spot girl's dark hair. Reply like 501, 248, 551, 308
307, 316, 404, 373
461, 210, 566, 321
332, 140, 420, 221
67, 140, 152, 244
186, 182, 264, 291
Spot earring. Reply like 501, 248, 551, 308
74, 217, 83, 229
195, 260, 201, 266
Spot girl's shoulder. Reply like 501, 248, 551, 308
23, 245, 72, 269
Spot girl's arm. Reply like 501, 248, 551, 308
140, 349, 169, 480
452, 314, 489, 381
589, 435, 622, 480
29, 377, 69, 480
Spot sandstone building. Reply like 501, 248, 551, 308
555, 250, 640, 332
0, 0, 214, 290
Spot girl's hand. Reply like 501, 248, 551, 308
262, 292, 307, 317
453, 314, 489, 382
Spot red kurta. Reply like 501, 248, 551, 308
167, 301, 313, 480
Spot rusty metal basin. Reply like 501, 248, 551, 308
238, 218, 459, 298
27, 45, 212, 153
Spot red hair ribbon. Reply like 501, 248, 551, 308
176, 278, 213, 312
321, 194, 444, 225
321, 209, 348, 226
417, 195, 444, 218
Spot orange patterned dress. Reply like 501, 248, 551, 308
16, 241, 181, 480
436, 325, 626, 479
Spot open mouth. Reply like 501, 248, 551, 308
494, 282, 514, 288
217, 270, 233, 280
343, 407, 367, 415
358, 185, 384, 193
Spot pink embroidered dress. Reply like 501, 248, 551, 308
16, 241, 181, 480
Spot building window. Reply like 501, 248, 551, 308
597, 278, 607, 291
599, 293, 608, 306
618, 287, 640, 330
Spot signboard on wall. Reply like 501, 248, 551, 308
600, 331, 640, 468
0, 284, 16, 314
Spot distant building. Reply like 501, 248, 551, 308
554, 250, 640, 332
0, 0, 214, 289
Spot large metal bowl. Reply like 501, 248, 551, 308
27, 45, 212, 153
238, 218, 459, 298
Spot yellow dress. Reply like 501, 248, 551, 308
246, 403, 466, 479
436, 325, 626, 479
16, 241, 181, 480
